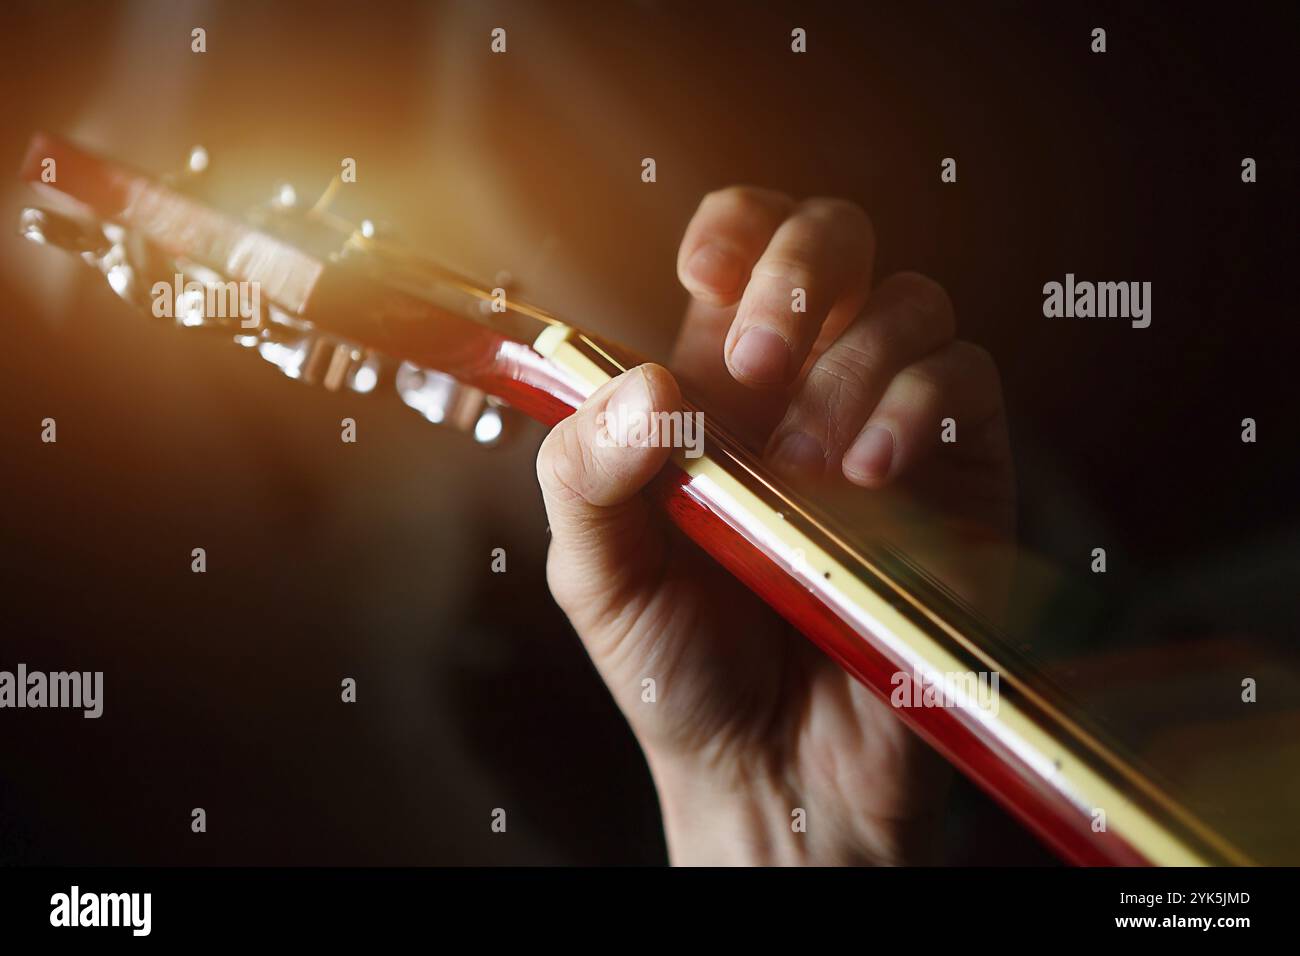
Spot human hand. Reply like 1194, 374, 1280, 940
536, 187, 1014, 864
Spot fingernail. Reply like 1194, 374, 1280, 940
730, 326, 790, 385
685, 244, 743, 296
607, 368, 652, 447
769, 431, 825, 480
844, 425, 894, 483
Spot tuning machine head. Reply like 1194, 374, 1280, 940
18, 143, 514, 450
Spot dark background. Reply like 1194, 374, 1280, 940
0, 0, 1295, 864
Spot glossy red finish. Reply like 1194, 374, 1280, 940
22, 132, 1153, 866
303, 268, 589, 425
406, 333, 1155, 864
21, 134, 589, 426
647, 465, 1150, 866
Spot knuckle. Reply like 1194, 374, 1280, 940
887, 271, 956, 335
751, 256, 818, 293
854, 318, 904, 368
702, 184, 791, 218
800, 196, 868, 225
543, 540, 578, 604
900, 363, 946, 405
953, 339, 995, 373
536, 423, 587, 505
543, 544, 591, 624
798, 197, 875, 244
808, 344, 877, 413
952, 340, 1003, 392
535, 428, 565, 494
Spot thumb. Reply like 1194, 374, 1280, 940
536, 363, 682, 629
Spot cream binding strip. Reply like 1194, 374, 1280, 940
534, 321, 1246, 867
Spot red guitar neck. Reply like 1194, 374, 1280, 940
20, 132, 1246, 868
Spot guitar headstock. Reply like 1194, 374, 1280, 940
16, 134, 564, 445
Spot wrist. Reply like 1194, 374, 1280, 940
651, 756, 810, 866
649, 751, 904, 866
647, 750, 945, 866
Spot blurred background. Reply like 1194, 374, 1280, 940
0, 0, 1296, 864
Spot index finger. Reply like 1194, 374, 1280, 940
676, 186, 794, 306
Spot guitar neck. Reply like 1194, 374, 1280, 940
19, 132, 1248, 867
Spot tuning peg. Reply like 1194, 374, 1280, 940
249, 322, 388, 395
395, 362, 510, 447
159, 145, 213, 196
472, 404, 506, 446
271, 181, 298, 211
19, 206, 163, 313
186, 145, 210, 175
19, 207, 108, 256
19, 160, 511, 448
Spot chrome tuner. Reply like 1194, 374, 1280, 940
395, 362, 508, 447
19, 149, 515, 451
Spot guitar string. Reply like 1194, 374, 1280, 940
300, 175, 1245, 862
